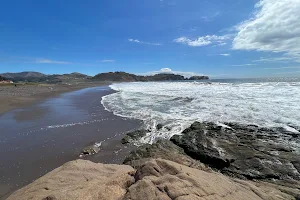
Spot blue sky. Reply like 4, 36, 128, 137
1, 0, 300, 78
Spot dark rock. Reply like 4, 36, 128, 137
121, 129, 149, 144
156, 124, 163, 130
170, 121, 300, 183
80, 145, 100, 157
188, 76, 209, 80
171, 122, 232, 169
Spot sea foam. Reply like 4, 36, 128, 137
101, 81, 300, 144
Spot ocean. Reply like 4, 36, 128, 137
101, 78, 300, 144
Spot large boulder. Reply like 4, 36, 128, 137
80, 144, 100, 157
7, 160, 135, 200
121, 129, 149, 144
170, 122, 233, 169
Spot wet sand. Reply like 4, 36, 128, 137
0, 82, 111, 116
0, 86, 142, 199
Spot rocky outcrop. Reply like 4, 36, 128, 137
7, 122, 300, 199
8, 159, 298, 200
170, 122, 300, 185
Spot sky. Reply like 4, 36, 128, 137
1, 0, 300, 78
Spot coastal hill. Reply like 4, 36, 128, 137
0, 72, 90, 83
1, 72, 46, 79
92, 72, 208, 81
0, 71, 209, 83
92, 72, 188, 82
0, 75, 7, 81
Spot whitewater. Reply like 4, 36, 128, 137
101, 80, 300, 144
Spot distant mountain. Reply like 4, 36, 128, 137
0, 72, 91, 83
1, 72, 46, 79
55, 72, 91, 81
92, 72, 188, 82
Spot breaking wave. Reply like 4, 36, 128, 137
101, 81, 300, 144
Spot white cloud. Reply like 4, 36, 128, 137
128, 38, 161, 46
232, 0, 300, 62
174, 35, 231, 47
142, 68, 204, 78
100, 60, 115, 63
35, 59, 72, 64
219, 54, 230, 57
231, 64, 257, 67
160, 68, 173, 73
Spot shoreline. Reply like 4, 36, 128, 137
0, 85, 142, 199
6, 123, 300, 200
0, 81, 113, 116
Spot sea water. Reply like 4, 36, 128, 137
101, 78, 300, 144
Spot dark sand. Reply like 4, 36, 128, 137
0, 86, 141, 199
0, 82, 112, 116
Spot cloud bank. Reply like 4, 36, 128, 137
232, 0, 300, 61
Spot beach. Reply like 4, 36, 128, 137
0, 82, 113, 116
0, 86, 141, 199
